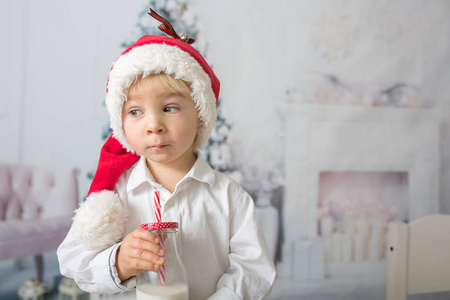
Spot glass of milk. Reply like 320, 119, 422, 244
137, 222, 189, 300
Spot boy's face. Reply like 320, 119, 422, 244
122, 78, 199, 168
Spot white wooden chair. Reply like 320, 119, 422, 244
387, 214, 450, 300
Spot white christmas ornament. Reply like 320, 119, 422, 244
18, 279, 45, 300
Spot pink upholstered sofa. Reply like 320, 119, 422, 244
0, 163, 79, 281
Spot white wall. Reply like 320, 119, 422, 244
193, 0, 450, 213
1, 0, 450, 211
0, 0, 145, 199
1, 1, 24, 163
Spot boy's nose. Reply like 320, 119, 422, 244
145, 115, 166, 134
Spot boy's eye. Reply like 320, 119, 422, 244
163, 106, 179, 113
129, 109, 142, 116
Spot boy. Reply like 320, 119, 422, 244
57, 10, 275, 300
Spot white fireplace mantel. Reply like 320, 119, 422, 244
280, 104, 441, 242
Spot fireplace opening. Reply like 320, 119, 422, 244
317, 171, 408, 263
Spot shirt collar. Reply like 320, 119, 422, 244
186, 152, 216, 187
126, 156, 156, 194
126, 153, 215, 194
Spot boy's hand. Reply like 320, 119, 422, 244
115, 228, 165, 282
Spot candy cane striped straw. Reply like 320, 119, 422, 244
153, 191, 166, 286
154, 191, 162, 222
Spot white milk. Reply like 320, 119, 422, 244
136, 283, 189, 300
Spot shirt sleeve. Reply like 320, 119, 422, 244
207, 190, 276, 300
57, 228, 136, 294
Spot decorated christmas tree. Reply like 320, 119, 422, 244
201, 101, 235, 173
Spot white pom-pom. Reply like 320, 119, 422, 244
72, 191, 127, 250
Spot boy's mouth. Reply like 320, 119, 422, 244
150, 144, 168, 150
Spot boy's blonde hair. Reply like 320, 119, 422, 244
127, 73, 192, 101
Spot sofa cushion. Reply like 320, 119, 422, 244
0, 216, 72, 259
0, 164, 78, 221
0, 163, 79, 260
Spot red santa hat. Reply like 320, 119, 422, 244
72, 9, 220, 249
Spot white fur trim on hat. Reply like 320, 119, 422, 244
72, 191, 127, 250
106, 43, 217, 153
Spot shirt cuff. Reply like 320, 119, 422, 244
206, 288, 242, 300
108, 243, 137, 291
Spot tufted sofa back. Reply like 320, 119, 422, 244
0, 164, 79, 221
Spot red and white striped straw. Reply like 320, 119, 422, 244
154, 191, 162, 223
159, 255, 166, 286
153, 191, 166, 286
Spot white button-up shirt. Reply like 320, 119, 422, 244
58, 154, 275, 300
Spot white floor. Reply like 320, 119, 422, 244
269, 261, 450, 300
2, 254, 450, 300
269, 261, 386, 300
0, 252, 61, 300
